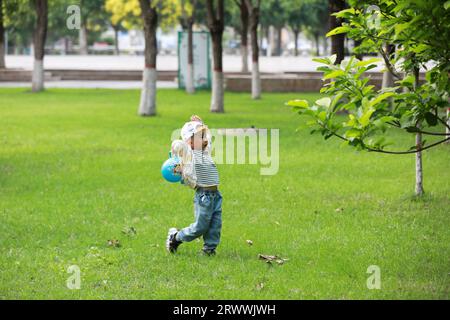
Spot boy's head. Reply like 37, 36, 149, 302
181, 121, 209, 150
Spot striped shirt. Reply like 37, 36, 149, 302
193, 149, 219, 187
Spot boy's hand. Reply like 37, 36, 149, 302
173, 164, 182, 174
190, 115, 203, 123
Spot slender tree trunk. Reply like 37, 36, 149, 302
382, 44, 395, 88
445, 106, 450, 144
79, 24, 88, 55
63, 37, 69, 55
259, 25, 264, 55
206, 0, 225, 113
0, 0, 5, 69
293, 29, 299, 57
186, 21, 195, 94
328, 0, 345, 64
181, 0, 196, 94
246, 0, 261, 99
314, 33, 320, 56
267, 26, 273, 57
323, 36, 328, 55
138, 0, 158, 116
32, 0, 48, 92
276, 27, 282, 56
413, 67, 424, 196
239, 0, 249, 73
113, 26, 119, 55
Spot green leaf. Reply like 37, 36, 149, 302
444, 1, 450, 10
323, 69, 345, 79
326, 26, 351, 37
424, 112, 438, 126
359, 108, 376, 127
355, 58, 381, 67
312, 57, 330, 65
334, 8, 356, 18
286, 99, 309, 108
370, 92, 395, 107
394, 23, 409, 36
412, 44, 429, 54
344, 128, 362, 139
315, 97, 331, 108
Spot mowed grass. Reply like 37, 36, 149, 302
0, 88, 449, 300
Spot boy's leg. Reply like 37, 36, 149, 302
202, 191, 222, 252
176, 191, 213, 243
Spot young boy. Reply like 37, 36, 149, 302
166, 115, 222, 256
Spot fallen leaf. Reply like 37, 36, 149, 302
122, 226, 137, 237
107, 239, 121, 248
258, 254, 289, 265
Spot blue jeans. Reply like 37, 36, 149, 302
176, 189, 222, 250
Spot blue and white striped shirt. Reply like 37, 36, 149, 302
193, 150, 219, 187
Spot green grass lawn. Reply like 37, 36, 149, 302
0, 88, 449, 299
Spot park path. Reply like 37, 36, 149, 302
4, 54, 383, 73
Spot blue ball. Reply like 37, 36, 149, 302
161, 157, 182, 183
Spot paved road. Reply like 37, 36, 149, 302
3, 54, 385, 73
0, 80, 177, 89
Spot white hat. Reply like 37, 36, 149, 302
181, 121, 205, 141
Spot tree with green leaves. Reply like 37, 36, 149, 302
233, 0, 249, 73
180, 0, 197, 94
0, 0, 5, 68
328, 0, 345, 63
206, 0, 225, 113
300, 0, 328, 56
32, 0, 48, 92
283, 0, 306, 57
288, 0, 450, 196
138, 0, 158, 116
3, 0, 35, 55
245, 0, 261, 99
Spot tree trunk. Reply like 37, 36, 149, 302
445, 107, 450, 144
314, 33, 320, 56
293, 29, 299, 57
413, 67, 424, 196
239, 0, 249, 73
245, 0, 261, 99
32, 0, 48, 92
186, 21, 195, 94
382, 44, 395, 88
328, 0, 345, 64
113, 26, 119, 55
267, 26, 273, 57
415, 129, 424, 196
206, 0, 225, 113
0, 0, 5, 69
276, 27, 282, 56
79, 24, 88, 55
138, 0, 158, 116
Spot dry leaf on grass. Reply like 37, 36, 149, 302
258, 254, 289, 265
107, 239, 121, 248
122, 226, 137, 237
